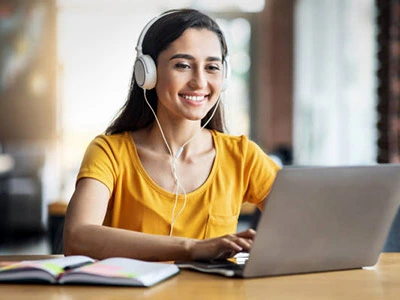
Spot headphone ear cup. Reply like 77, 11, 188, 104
221, 60, 230, 92
134, 54, 157, 90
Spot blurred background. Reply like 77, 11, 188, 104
0, 0, 398, 254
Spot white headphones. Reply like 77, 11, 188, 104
134, 12, 230, 91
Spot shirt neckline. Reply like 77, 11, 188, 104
125, 130, 219, 198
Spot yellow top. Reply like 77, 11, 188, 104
77, 130, 280, 239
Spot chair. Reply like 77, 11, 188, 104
383, 206, 400, 252
0, 154, 15, 239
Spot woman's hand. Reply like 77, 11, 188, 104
189, 229, 256, 261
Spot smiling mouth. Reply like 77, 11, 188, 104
180, 94, 207, 102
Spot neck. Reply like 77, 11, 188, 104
147, 121, 204, 158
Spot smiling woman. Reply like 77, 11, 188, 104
63, 8, 280, 262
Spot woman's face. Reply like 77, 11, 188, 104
155, 28, 224, 123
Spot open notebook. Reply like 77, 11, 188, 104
0, 256, 180, 286
176, 165, 400, 278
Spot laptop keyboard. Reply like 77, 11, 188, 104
233, 252, 250, 264
189, 259, 245, 271
194, 252, 249, 271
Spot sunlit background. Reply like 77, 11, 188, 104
57, 1, 257, 202
0, 0, 381, 253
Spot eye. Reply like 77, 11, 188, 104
206, 64, 221, 72
174, 62, 191, 70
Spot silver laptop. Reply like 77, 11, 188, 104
176, 165, 400, 277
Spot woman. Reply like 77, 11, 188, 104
63, 9, 280, 261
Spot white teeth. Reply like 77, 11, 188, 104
182, 95, 205, 101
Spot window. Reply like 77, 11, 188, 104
293, 0, 377, 165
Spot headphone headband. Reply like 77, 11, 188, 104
135, 11, 174, 56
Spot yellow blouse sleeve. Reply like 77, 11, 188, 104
77, 135, 119, 194
242, 138, 281, 207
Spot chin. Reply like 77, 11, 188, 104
186, 116, 204, 122
183, 111, 209, 122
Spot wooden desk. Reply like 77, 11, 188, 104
1, 253, 399, 300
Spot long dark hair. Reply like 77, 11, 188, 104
105, 9, 228, 135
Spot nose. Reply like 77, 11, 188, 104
189, 68, 207, 89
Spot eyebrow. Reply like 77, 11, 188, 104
169, 53, 222, 62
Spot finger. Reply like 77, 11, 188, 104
221, 237, 244, 252
235, 228, 256, 239
215, 249, 236, 260
221, 235, 253, 253
215, 235, 256, 260
233, 237, 252, 252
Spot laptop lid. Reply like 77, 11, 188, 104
243, 164, 400, 278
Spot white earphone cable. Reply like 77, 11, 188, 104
143, 89, 221, 236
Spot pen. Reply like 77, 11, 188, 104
64, 261, 93, 271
